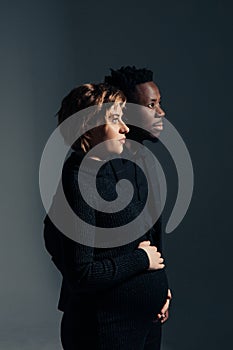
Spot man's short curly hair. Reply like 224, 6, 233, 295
57, 83, 126, 153
104, 65, 153, 102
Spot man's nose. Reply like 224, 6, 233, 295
155, 106, 165, 118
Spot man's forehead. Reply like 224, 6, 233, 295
134, 81, 161, 102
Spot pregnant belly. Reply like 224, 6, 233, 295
97, 269, 169, 320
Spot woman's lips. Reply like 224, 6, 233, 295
119, 138, 126, 144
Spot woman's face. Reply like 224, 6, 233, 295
89, 103, 129, 158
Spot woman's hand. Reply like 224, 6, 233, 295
156, 289, 172, 324
138, 240, 165, 270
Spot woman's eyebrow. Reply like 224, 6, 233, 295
109, 113, 120, 117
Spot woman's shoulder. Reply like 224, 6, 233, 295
62, 151, 95, 185
61, 151, 114, 202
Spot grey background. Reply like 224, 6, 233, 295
0, 0, 232, 349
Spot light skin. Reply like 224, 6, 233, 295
88, 96, 172, 321
138, 240, 172, 323
130, 81, 172, 323
87, 103, 169, 281
87, 103, 129, 161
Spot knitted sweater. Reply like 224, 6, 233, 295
43, 151, 168, 317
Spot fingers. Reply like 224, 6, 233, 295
138, 242, 164, 270
138, 241, 158, 250
160, 299, 170, 314
155, 289, 172, 323
139, 240, 151, 246
158, 262, 165, 269
157, 298, 170, 318
160, 310, 169, 323
154, 254, 165, 269
157, 309, 169, 323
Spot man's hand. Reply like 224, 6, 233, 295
156, 289, 172, 324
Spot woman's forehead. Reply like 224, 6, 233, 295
108, 102, 124, 115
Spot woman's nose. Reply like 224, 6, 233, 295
120, 121, 130, 134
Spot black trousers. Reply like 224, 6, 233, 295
60, 309, 162, 350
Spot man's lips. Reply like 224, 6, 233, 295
152, 122, 163, 127
152, 124, 163, 130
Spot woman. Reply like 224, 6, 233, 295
43, 83, 169, 349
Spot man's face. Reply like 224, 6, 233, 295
132, 81, 165, 140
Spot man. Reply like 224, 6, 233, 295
104, 65, 172, 342
104, 66, 165, 143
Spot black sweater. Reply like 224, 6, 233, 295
43, 151, 168, 314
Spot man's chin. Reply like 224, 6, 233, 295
146, 132, 160, 143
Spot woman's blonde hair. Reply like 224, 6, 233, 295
57, 83, 126, 152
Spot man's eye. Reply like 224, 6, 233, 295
112, 118, 119, 124
148, 103, 155, 109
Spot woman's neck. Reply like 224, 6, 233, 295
88, 155, 107, 162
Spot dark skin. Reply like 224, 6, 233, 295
128, 81, 172, 323
130, 81, 165, 140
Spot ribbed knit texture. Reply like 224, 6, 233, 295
43, 150, 169, 349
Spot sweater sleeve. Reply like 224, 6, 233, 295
61, 235, 150, 294
60, 170, 150, 294
150, 214, 163, 253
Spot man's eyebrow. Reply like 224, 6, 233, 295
150, 96, 161, 102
